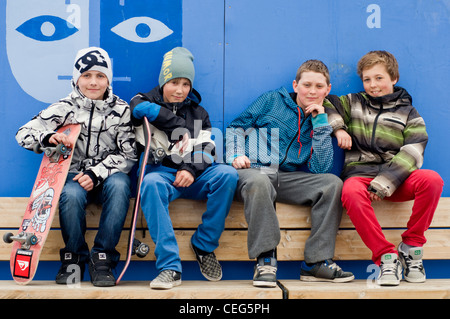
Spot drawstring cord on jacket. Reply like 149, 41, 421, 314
297, 107, 302, 157
297, 106, 314, 159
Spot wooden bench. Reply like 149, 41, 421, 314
1, 197, 449, 299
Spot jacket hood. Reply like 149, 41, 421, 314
69, 81, 116, 112
364, 86, 412, 109
141, 86, 202, 110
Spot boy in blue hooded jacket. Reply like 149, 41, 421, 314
226, 60, 353, 287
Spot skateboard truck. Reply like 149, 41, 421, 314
132, 239, 149, 258
148, 147, 166, 164
3, 232, 38, 250
33, 143, 71, 163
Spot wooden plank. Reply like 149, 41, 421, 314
1, 279, 448, 299
2, 197, 450, 229
0, 229, 151, 262
277, 198, 450, 228
0, 229, 249, 262
0, 280, 283, 299
2, 229, 449, 261
280, 279, 450, 299
0, 197, 249, 229
278, 229, 450, 261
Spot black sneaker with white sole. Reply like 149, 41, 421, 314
300, 259, 355, 283
88, 252, 116, 287
55, 252, 85, 285
191, 243, 222, 281
253, 256, 277, 288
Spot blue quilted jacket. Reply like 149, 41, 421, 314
226, 87, 334, 173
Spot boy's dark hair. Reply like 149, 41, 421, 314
295, 60, 330, 85
357, 50, 399, 81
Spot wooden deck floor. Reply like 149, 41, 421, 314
1, 279, 449, 299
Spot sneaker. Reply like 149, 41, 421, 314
88, 252, 116, 287
398, 243, 426, 283
253, 256, 277, 288
150, 270, 182, 289
55, 252, 85, 285
300, 259, 355, 283
377, 253, 402, 286
191, 243, 222, 281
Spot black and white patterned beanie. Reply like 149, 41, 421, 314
72, 47, 113, 85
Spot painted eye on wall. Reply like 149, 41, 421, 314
16, 15, 79, 42
111, 16, 173, 43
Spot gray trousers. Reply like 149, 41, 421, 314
235, 168, 343, 263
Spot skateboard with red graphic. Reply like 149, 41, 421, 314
3, 124, 81, 285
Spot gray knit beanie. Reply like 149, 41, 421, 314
158, 47, 195, 88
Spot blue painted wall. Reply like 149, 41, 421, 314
2, 0, 449, 197
1, 0, 449, 279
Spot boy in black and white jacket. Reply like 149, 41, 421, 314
16, 47, 137, 286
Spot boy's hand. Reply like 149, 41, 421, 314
335, 129, 352, 150
305, 103, 325, 118
369, 192, 382, 202
49, 133, 72, 147
173, 170, 194, 188
175, 133, 190, 154
73, 173, 94, 191
232, 155, 251, 169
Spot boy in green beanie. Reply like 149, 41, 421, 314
129, 47, 238, 289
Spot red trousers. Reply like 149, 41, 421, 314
341, 169, 443, 265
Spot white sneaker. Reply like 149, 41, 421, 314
150, 269, 181, 289
377, 253, 402, 286
398, 243, 426, 283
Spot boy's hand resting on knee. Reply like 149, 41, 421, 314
173, 170, 194, 188
73, 172, 94, 191
232, 155, 251, 169
335, 129, 352, 150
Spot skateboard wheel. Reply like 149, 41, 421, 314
155, 148, 165, 157
3, 232, 13, 244
136, 243, 150, 258
56, 144, 68, 155
27, 235, 38, 246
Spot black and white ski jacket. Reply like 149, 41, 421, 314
16, 84, 137, 187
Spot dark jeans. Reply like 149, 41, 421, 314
58, 172, 131, 266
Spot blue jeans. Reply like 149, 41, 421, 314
58, 172, 131, 266
140, 164, 238, 273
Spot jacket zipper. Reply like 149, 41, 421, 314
370, 103, 383, 150
85, 101, 95, 158
279, 130, 299, 166
280, 106, 304, 166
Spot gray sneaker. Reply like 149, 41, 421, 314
398, 243, 426, 283
377, 253, 402, 286
150, 269, 182, 289
253, 257, 277, 288
300, 260, 354, 283
191, 243, 222, 281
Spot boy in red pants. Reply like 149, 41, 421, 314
326, 51, 443, 286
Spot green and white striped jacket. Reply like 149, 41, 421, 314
325, 87, 428, 198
